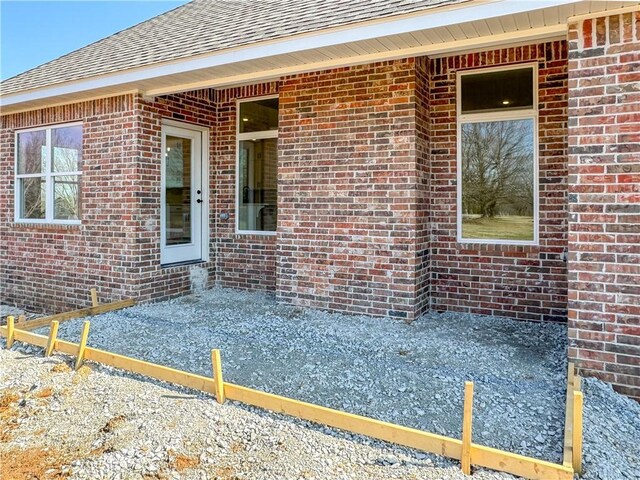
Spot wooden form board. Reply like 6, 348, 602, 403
13, 299, 135, 331
563, 362, 583, 472
0, 324, 574, 480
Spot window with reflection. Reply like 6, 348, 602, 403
458, 66, 537, 244
16, 124, 82, 223
237, 97, 278, 232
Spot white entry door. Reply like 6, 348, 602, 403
160, 123, 204, 265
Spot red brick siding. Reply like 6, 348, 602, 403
1, 86, 290, 313
416, 57, 431, 316
428, 41, 569, 322
213, 83, 278, 291
277, 60, 420, 319
567, 10, 640, 401
134, 90, 217, 302
0, 95, 140, 313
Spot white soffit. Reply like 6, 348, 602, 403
1, 0, 637, 114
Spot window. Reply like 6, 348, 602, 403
15, 123, 82, 223
237, 97, 278, 233
457, 66, 537, 244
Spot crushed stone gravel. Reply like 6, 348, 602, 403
40, 288, 567, 461
2, 287, 636, 479
1, 348, 514, 480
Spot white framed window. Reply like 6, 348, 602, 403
456, 64, 539, 245
236, 95, 278, 234
15, 122, 83, 225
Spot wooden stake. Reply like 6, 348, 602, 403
563, 362, 576, 467
462, 381, 474, 475
75, 321, 90, 370
211, 349, 225, 404
45, 321, 59, 357
572, 390, 583, 475
90, 288, 99, 307
6, 316, 14, 348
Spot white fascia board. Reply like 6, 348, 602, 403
146, 24, 567, 96
0, 0, 581, 108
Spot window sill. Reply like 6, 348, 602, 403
160, 259, 208, 269
14, 221, 81, 230
235, 230, 277, 237
457, 238, 539, 247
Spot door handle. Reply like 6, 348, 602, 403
196, 199, 202, 204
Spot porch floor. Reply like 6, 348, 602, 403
38, 287, 570, 464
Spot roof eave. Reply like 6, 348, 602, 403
0, 0, 622, 113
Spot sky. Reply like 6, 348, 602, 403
1, 1, 189, 80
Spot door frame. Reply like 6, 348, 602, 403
160, 119, 209, 266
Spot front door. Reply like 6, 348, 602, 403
160, 123, 204, 265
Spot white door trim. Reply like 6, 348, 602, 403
160, 120, 209, 265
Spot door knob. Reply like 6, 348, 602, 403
196, 199, 202, 204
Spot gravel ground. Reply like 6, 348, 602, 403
37, 289, 568, 461
1, 348, 514, 480
3, 287, 636, 479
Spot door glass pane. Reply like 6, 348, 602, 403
20, 177, 46, 219
54, 175, 80, 220
238, 138, 277, 231
165, 135, 192, 245
461, 119, 535, 241
52, 125, 82, 172
17, 130, 46, 174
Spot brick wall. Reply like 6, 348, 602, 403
213, 83, 279, 291
1, 50, 572, 324
0, 95, 140, 313
134, 90, 217, 302
416, 57, 431, 316
567, 10, 640, 400
277, 60, 420, 319
428, 41, 569, 322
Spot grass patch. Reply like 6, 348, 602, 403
462, 215, 534, 241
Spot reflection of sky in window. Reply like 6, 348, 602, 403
42, 145, 79, 172
40, 145, 47, 173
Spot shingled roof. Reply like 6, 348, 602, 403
1, 0, 467, 96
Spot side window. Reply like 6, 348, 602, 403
16, 123, 82, 223
236, 97, 278, 233
457, 66, 537, 244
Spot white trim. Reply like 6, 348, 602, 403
14, 121, 83, 225
123, 26, 568, 97
0, 0, 581, 108
455, 63, 539, 246
237, 130, 279, 141
0, 90, 141, 117
567, 3, 640, 22
160, 121, 210, 265
235, 95, 279, 235
236, 230, 278, 237
163, 118, 211, 258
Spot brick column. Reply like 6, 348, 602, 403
567, 9, 640, 400
277, 59, 423, 320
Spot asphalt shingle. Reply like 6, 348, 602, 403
1, 0, 467, 96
